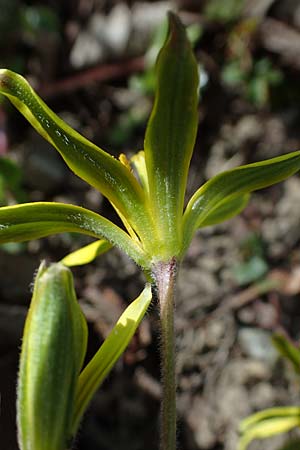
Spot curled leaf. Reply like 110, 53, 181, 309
0, 69, 153, 242
0, 202, 148, 267
183, 151, 300, 252
238, 407, 300, 450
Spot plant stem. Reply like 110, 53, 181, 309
152, 257, 178, 450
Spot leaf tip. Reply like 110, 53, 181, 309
167, 11, 187, 49
0, 69, 11, 90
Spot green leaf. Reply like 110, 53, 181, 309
233, 255, 268, 285
240, 407, 300, 432
238, 407, 300, 450
61, 239, 112, 267
198, 193, 250, 227
17, 262, 88, 450
0, 69, 153, 243
0, 202, 148, 267
144, 12, 199, 257
272, 333, 300, 375
204, 0, 245, 23
183, 151, 300, 253
71, 283, 152, 434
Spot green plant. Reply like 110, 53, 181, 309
204, 0, 245, 23
232, 232, 268, 286
0, 12, 300, 450
238, 334, 300, 450
221, 16, 283, 108
18, 260, 150, 450
222, 57, 283, 107
0, 2, 60, 73
0, 156, 26, 205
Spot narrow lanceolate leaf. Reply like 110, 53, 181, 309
272, 333, 300, 375
240, 407, 300, 432
0, 69, 152, 241
198, 193, 250, 228
17, 262, 88, 450
183, 151, 300, 253
144, 12, 199, 257
71, 284, 152, 434
0, 202, 148, 267
238, 407, 300, 450
61, 239, 112, 267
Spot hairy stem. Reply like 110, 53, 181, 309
153, 257, 178, 450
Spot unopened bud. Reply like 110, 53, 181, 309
17, 261, 87, 450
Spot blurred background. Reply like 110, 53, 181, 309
1, 1, 300, 449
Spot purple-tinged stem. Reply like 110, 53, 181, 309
152, 257, 178, 450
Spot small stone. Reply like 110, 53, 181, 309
70, 29, 105, 68
103, 4, 132, 56
234, 115, 263, 146
131, 1, 173, 54
178, 267, 218, 309
187, 396, 217, 449
205, 319, 225, 348
220, 358, 271, 385
249, 382, 275, 409
238, 327, 278, 364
